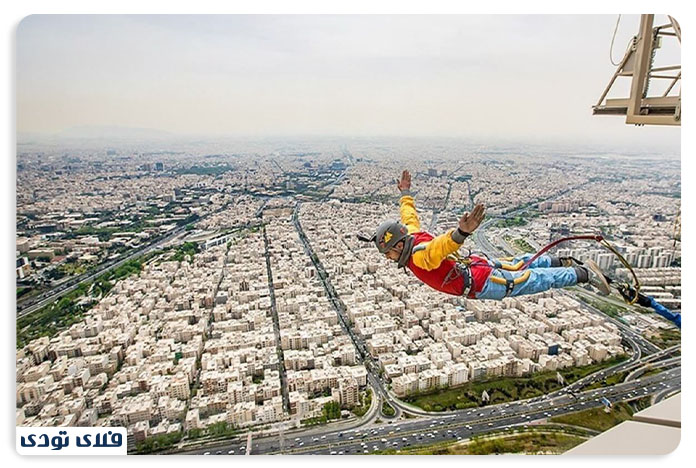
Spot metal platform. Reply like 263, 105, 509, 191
566, 393, 681, 455
593, 15, 681, 126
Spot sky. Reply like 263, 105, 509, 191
17, 14, 681, 152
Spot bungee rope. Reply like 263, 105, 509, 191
519, 235, 604, 269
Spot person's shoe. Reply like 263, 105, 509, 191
584, 260, 611, 296
559, 256, 582, 267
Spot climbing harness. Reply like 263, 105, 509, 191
413, 241, 531, 295
412, 242, 473, 295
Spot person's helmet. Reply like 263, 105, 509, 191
372, 220, 410, 254
357, 220, 414, 268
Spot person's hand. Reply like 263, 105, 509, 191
459, 203, 486, 234
397, 170, 411, 192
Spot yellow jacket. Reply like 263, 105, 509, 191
400, 194, 463, 271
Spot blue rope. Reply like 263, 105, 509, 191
645, 295, 681, 328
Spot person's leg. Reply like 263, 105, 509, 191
475, 266, 579, 300
507, 267, 578, 297
473, 274, 509, 300
497, 254, 557, 270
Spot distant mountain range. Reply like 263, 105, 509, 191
18, 126, 174, 143
15, 129, 680, 160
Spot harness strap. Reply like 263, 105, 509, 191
501, 260, 525, 271
413, 242, 472, 296
488, 269, 532, 288
501, 270, 515, 297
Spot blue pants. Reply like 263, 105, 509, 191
474, 254, 578, 300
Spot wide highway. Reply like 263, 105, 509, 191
182, 367, 679, 455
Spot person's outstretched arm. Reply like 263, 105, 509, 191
398, 170, 421, 234
412, 204, 486, 271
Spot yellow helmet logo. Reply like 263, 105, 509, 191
383, 232, 393, 244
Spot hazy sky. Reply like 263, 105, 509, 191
17, 14, 680, 151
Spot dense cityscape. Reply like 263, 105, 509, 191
15, 137, 681, 454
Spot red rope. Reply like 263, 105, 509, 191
520, 235, 604, 270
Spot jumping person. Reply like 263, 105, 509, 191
360, 170, 611, 300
